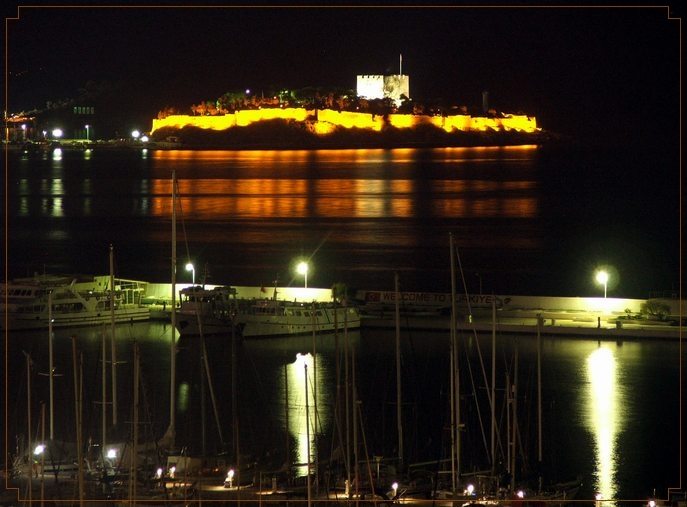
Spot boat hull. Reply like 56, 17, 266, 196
6, 307, 151, 330
239, 305, 361, 338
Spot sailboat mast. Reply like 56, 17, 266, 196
25, 352, 32, 504
537, 318, 543, 492
491, 297, 496, 469
311, 302, 319, 495
305, 363, 312, 507
102, 326, 107, 456
449, 233, 460, 491
110, 244, 117, 426
394, 272, 403, 466
48, 290, 54, 440
131, 342, 140, 502
72, 336, 85, 505
344, 303, 351, 496
510, 343, 519, 491
169, 170, 177, 448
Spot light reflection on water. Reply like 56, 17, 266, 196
585, 346, 622, 506
286, 352, 330, 477
4, 322, 681, 501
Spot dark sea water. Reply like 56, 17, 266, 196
3, 144, 683, 503
4, 144, 680, 297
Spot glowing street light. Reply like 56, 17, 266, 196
51, 128, 63, 139
391, 482, 398, 499
227, 468, 235, 488
296, 261, 309, 288
85, 124, 90, 141
33, 444, 45, 456
131, 130, 141, 140
185, 262, 195, 285
596, 270, 609, 299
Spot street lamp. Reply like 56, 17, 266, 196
185, 262, 195, 285
296, 261, 309, 288
85, 124, 90, 141
595, 270, 609, 299
51, 128, 63, 139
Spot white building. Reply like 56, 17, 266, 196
356, 74, 410, 106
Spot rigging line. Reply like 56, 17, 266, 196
454, 243, 495, 446
174, 177, 192, 266
459, 328, 491, 461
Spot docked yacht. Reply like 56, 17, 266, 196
174, 285, 361, 338
2, 274, 150, 330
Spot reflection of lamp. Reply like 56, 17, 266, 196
596, 270, 609, 299
185, 262, 195, 285
296, 261, 309, 288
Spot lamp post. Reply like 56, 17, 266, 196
85, 124, 90, 141
185, 263, 195, 285
596, 270, 609, 299
297, 261, 309, 288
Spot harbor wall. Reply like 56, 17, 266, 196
356, 289, 685, 316
143, 284, 683, 318
151, 109, 537, 134
144, 283, 333, 303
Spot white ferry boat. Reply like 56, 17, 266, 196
2, 274, 150, 330
175, 285, 360, 338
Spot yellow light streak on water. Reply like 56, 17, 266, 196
586, 346, 622, 506
286, 352, 328, 477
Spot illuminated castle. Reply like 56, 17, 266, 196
356, 55, 410, 107
150, 59, 538, 136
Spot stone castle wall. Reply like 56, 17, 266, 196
151, 108, 537, 134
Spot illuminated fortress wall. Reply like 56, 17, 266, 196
151, 108, 313, 133
151, 109, 537, 135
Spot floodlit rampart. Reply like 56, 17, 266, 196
150, 108, 537, 134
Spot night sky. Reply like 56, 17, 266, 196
4, 4, 682, 148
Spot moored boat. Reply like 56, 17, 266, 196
2, 275, 150, 330
175, 285, 361, 338
175, 285, 238, 336
236, 297, 361, 338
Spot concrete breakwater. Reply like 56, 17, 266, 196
140, 283, 683, 339
355, 290, 684, 339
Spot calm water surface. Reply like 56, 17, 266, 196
5, 145, 678, 295
5, 322, 682, 504
4, 146, 682, 503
